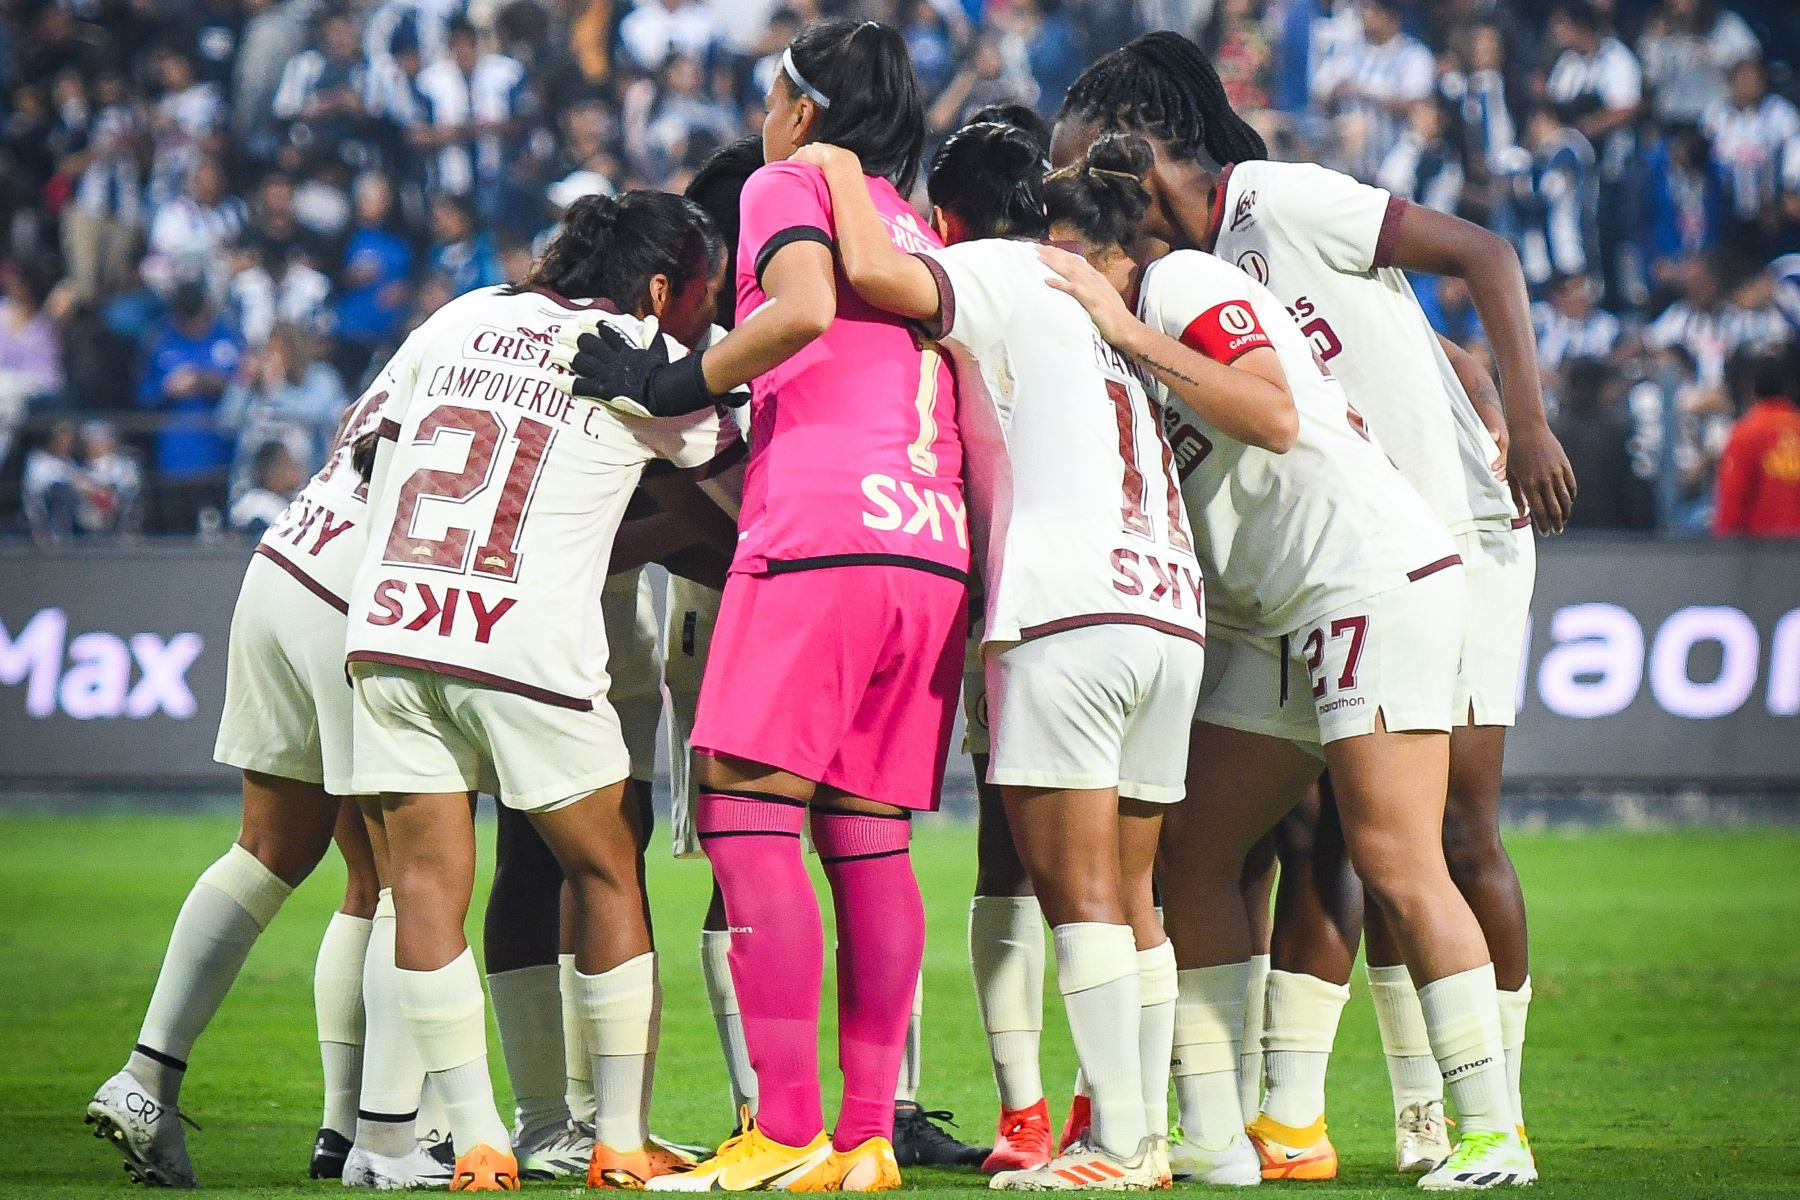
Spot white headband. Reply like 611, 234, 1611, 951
781, 47, 831, 109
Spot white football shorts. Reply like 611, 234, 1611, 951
602, 568, 664, 782
349, 663, 630, 813
1196, 562, 1467, 757
213, 551, 356, 795
985, 622, 1205, 804
1453, 523, 1535, 728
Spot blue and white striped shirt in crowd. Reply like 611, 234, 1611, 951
1516, 128, 1598, 287
1703, 93, 1800, 222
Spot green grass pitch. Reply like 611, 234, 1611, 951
1, 814, 1796, 1197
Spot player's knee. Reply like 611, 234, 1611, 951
234, 827, 329, 889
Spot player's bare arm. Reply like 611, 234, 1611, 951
697, 239, 837, 395
1037, 243, 1297, 453
790, 143, 940, 322
1383, 202, 1575, 533
1438, 334, 1508, 481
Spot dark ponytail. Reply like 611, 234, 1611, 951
927, 122, 1049, 241
787, 19, 925, 194
518, 191, 722, 313
1058, 30, 1268, 168
1043, 133, 1154, 251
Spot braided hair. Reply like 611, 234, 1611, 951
1058, 31, 1267, 168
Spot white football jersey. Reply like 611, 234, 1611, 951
1138, 250, 1457, 636
254, 340, 426, 612
345, 285, 742, 710
1206, 159, 1516, 535
921, 239, 1204, 647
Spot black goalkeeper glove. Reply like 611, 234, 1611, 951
554, 317, 720, 419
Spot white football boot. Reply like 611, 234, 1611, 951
86, 1070, 199, 1188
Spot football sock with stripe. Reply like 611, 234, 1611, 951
314, 910, 372, 1140
1419, 963, 1513, 1136
1172, 961, 1250, 1149
813, 809, 924, 1151
355, 890, 425, 1159
1260, 969, 1349, 1129
129, 843, 293, 1105
1054, 922, 1145, 1158
698, 791, 823, 1148
969, 894, 1047, 1111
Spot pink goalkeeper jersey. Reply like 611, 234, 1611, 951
732, 161, 968, 581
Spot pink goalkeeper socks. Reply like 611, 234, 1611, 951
698, 791, 824, 1147
813, 810, 923, 1152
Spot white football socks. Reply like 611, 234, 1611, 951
487, 963, 569, 1141
1136, 940, 1177, 1136
314, 911, 372, 1138
1259, 969, 1349, 1129
1239, 954, 1269, 1122
969, 895, 1046, 1111
700, 929, 756, 1115
1418, 963, 1513, 1136
1053, 923, 1144, 1158
355, 890, 426, 1159
896, 973, 924, 1103
1367, 962, 1443, 1115
1498, 978, 1532, 1130
559, 953, 596, 1125
575, 951, 657, 1152
1172, 961, 1249, 1148
129, 844, 292, 1104
396, 946, 510, 1155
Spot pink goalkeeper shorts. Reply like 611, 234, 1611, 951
690, 564, 968, 811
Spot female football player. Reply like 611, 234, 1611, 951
1039, 132, 1534, 1191
1054, 33, 1565, 1186
565, 22, 967, 1194
85, 379, 404, 1188
344, 192, 742, 1192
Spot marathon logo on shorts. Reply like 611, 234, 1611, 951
0, 608, 202, 720
365, 580, 517, 644
1110, 549, 1203, 612
860, 475, 970, 549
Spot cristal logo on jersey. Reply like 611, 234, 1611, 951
467, 324, 563, 369
1236, 250, 1269, 284
1230, 189, 1258, 232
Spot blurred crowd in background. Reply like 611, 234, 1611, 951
2, 0, 1798, 542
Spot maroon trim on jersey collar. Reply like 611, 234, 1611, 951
1372, 196, 1409, 270
529, 285, 621, 313
254, 543, 349, 614
1406, 553, 1463, 582
1199, 162, 1236, 254
1018, 612, 1205, 647
347, 650, 596, 711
